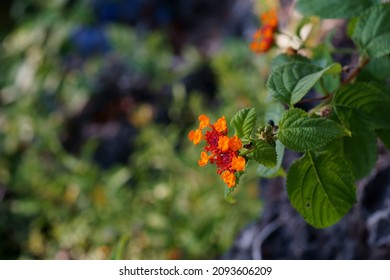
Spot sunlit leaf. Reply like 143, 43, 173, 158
278, 108, 349, 151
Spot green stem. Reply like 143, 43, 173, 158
239, 147, 255, 156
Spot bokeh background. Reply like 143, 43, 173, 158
0, 0, 279, 259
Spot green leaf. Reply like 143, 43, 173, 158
270, 54, 311, 70
311, 45, 340, 94
267, 62, 341, 105
296, 0, 376, 19
326, 132, 377, 179
347, 17, 359, 38
224, 186, 236, 204
344, 133, 377, 179
278, 108, 349, 152
257, 140, 285, 178
267, 62, 319, 105
287, 151, 356, 228
252, 140, 277, 168
360, 55, 390, 81
376, 129, 390, 149
230, 108, 257, 139
333, 82, 390, 133
352, 3, 390, 58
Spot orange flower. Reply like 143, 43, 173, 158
253, 29, 263, 40
250, 9, 278, 54
228, 135, 242, 151
261, 25, 274, 38
189, 114, 246, 188
250, 27, 274, 54
221, 171, 236, 188
232, 156, 246, 172
214, 116, 227, 133
198, 114, 210, 129
198, 151, 210, 166
250, 41, 268, 53
188, 129, 202, 145
261, 9, 278, 29
218, 135, 230, 152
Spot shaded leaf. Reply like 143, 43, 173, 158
230, 108, 257, 139
376, 129, 390, 149
333, 83, 390, 133
287, 151, 356, 228
252, 140, 277, 168
257, 140, 285, 178
224, 186, 236, 204
352, 3, 390, 58
359, 55, 390, 81
326, 132, 377, 179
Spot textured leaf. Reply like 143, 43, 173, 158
252, 140, 277, 168
333, 83, 390, 133
296, 0, 376, 19
278, 108, 349, 151
352, 3, 390, 58
267, 62, 341, 105
267, 62, 319, 105
270, 54, 311, 70
287, 151, 356, 228
376, 129, 390, 149
257, 140, 285, 178
326, 132, 377, 179
230, 108, 257, 139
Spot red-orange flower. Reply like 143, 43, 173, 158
250, 9, 278, 54
188, 114, 246, 188
261, 9, 278, 29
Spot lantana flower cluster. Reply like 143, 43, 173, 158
188, 114, 246, 188
250, 9, 278, 54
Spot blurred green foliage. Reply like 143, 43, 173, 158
0, 1, 270, 259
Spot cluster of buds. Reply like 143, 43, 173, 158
250, 9, 278, 54
188, 115, 246, 188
